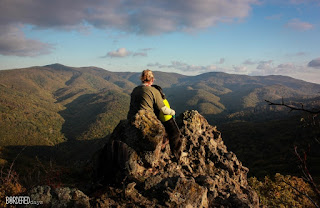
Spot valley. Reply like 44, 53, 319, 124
0, 63, 319, 182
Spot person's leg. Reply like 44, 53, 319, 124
163, 118, 182, 159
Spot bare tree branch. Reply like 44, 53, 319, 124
282, 179, 319, 208
265, 100, 320, 114
294, 146, 320, 200
265, 99, 320, 203
7, 146, 26, 181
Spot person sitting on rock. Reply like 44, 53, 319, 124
127, 69, 176, 122
152, 84, 182, 160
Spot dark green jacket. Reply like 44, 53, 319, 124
127, 85, 165, 120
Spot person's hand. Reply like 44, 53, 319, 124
171, 109, 175, 116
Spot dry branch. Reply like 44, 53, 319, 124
265, 99, 320, 114
294, 146, 320, 200
282, 179, 319, 208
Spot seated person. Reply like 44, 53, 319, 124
152, 85, 182, 160
127, 70, 175, 121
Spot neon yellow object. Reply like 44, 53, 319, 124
159, 99, 172, 122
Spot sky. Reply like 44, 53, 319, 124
0, 0, 320, 83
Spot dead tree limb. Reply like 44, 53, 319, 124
282, 179, 319, 208
294, 146, 320, 200
7, 146, 26, 181
265, 99, 320, 201
265, 99, 320, 114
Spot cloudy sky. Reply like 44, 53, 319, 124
0, 0, 319, 83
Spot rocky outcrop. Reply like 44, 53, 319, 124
94, 110, 259, 207
28, 110, 259, 207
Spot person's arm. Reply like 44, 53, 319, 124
153, 88, 175, 115
160, 106, 175, 115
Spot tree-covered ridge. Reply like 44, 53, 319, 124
0, 64, 320, 206
0, 64, 132, 146
1, 63, 320, 147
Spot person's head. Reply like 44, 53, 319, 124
152, 85, 166, 99
140, 69, 154, 85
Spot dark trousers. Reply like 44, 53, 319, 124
162, 118, 182, 158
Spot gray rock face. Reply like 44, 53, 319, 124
94, 110, 259, 207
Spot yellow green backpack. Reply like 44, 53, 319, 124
159, 99, 172, 122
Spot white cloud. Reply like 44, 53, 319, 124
147, 62, 166, 68
0, 0, 258, 56
132, 52, 147, 57
148, 59, 320, 83
106, 48, 131, 58
233, 66, 247, 72
0, 0, 257, 35
104, 48, 149, 58
218, 58, 225, 64
256, 60, 273, 71
148, 61, 218, 73
243, 59, 256, 65
289, 0, 318, 4
251, 61, 307, 76
0, 24, 53, 56
141, 48, 154, 52
277, 63, 295, 69
285, 52, 307, 57
285, 19, 314, 31
308, 57, 320, 69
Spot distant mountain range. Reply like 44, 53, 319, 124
0, 63, 320, 147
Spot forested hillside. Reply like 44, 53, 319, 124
1, 63, 320, 145
0, 63, 319, 177
0, 64, 132, 145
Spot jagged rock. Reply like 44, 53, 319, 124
27, 110, 258, 207
95, 110, 171, 185
94, 110, 260, 207
166, 177, 208, 207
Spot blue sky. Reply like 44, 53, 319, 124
0, 0, 319, 83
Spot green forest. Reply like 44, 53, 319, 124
1, 64, 320, 207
